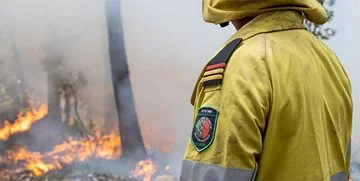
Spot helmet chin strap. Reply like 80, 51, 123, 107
220, 22, 229, 28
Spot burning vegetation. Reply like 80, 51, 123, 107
3, 130, 121, 176
0, 104, 48, 141
0, 104, 171, 181
0, 0, 178, 180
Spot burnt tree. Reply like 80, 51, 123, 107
105, 0, 146, 159
44, 58, 62, 122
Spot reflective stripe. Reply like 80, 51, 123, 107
330, 172, 348, 181
180, 160, 255, 181
202, 74, 223, 82
204, 68, 225, 77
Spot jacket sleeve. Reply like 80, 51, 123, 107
180, 39, 271, 181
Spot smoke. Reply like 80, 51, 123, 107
0, 0, 115, 122
0, 0, 116, 156
0, 0, 189, 175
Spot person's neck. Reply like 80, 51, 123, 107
231, 17, 255, 30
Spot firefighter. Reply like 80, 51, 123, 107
180, 0, 353, 181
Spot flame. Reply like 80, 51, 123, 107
2, 136, 159, 180
0, 103, 160, 180
131, 159, 157, 181
0, 104, 48, 141
3, 130, 121, 176
7, 148, 62, 176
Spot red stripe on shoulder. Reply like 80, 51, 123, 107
206, 63, 226, 71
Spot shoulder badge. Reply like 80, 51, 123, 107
191, 107, 219, 152
202, 38, 243, 87
190, 38, 243, 105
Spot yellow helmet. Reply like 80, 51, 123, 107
203, 0, 328, 25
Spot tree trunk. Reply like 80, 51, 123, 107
47, 73, 62, 122
64, 86, 71, 124
105, 0, 146, 159
73, 93, 88, 136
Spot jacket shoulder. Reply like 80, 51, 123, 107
226, 34, 267, 71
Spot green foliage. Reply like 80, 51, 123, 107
305, 0, 336, 40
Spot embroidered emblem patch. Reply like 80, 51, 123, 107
191, 107, 219, 152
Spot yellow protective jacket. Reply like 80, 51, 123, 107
180, 10, 352, 181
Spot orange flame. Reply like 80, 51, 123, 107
131, 159, 157, 181
4, 130, 121, 176
0, 104, 48, 141
7, 148, 62, 176
0, 103, 159, 180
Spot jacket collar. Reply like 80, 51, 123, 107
231, 10, 307, 41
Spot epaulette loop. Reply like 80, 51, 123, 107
202, 38, 243, 87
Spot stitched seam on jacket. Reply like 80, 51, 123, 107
263, 33, 273, 127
